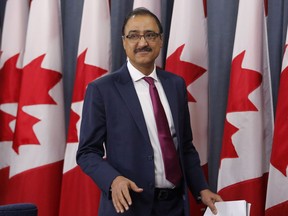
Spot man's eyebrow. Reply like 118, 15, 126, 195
127, 30, 155, 34
127, 30, 139, 34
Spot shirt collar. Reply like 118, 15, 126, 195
127, 60, 158, 82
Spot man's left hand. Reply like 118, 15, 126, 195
200, 189, 223, 215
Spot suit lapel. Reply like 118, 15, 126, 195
113, 65, 151, 145
113, 65, 181, 148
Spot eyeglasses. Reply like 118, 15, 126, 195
123, 32, 161, 42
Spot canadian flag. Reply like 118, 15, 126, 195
165, 0, 208, 215
217, 0, 273, 215
0, 0, 29, 203
0, 0, 66, 215
265, 28, 288, 216
59, 1, 110, 215
133, 0, 162, 68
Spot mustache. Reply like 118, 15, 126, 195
134, 46, 152, 53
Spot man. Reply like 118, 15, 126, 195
77, 7, 222, 216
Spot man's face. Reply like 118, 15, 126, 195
122, 15, 163, 72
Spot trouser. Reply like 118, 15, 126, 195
151, 187, 184, 216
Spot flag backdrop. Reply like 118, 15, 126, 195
217, 0, 274, 215
59, 0, 111, 215
166, 0, 208, 215
265, 27, 288, 216
1, 0, 66, 215
0, 0, 29, 203
0, 0, 288, 215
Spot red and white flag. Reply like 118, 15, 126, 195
133, 0, 162, 68
0, 0, 29, 203
217, 0, 273, 215
265, 27, 288, 216
1, 0, 66, 215
165, 0, 208, 215
59, 1, 110, 215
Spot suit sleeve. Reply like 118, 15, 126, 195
179, 77, 209, 199
76, 82, 121, 198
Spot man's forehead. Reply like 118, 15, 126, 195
125, 15, 158, 31
126, 14, 155, 24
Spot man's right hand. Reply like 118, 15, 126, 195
111, 176, 143, 213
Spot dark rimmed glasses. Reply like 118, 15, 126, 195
123, 32, 161, 42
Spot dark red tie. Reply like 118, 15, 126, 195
143, 77, 182, 186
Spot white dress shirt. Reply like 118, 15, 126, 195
127, 60, 177, 188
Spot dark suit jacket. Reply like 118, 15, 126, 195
76, 63, 208, 216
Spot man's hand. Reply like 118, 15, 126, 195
111, 176, 143, 213
200, 189, 223, 215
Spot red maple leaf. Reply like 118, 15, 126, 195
264, 0, 268, 16
0, 110, 15, 141
72, 49, 107, 102
67, 49, 107, 143
220, 51, 262, 164
0, 54, 22, 141
226, 51, 262, 113
270, 64, 288, 176
13, 54, 62, 154
67, 110, 80, 143
0, 54, 22, 103
220, 119, 239, 163
13, 109, 40, 153
203, 0, 207, 18
165, 44, 206, 102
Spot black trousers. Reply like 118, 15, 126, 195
151, 188, 185, 216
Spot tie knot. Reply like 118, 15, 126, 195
143, 77, 155, 86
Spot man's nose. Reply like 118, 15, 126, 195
138, 36, 148, 46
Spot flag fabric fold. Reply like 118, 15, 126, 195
217, 0, 274, 215
265, 27, 288, 216
0, 0, 66, 215
165, 0, 209, 215
0, 0, 29, 205
59, 1, 111, 215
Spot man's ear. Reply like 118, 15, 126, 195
160, 34, 164, 48
122, 37, 127, 51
